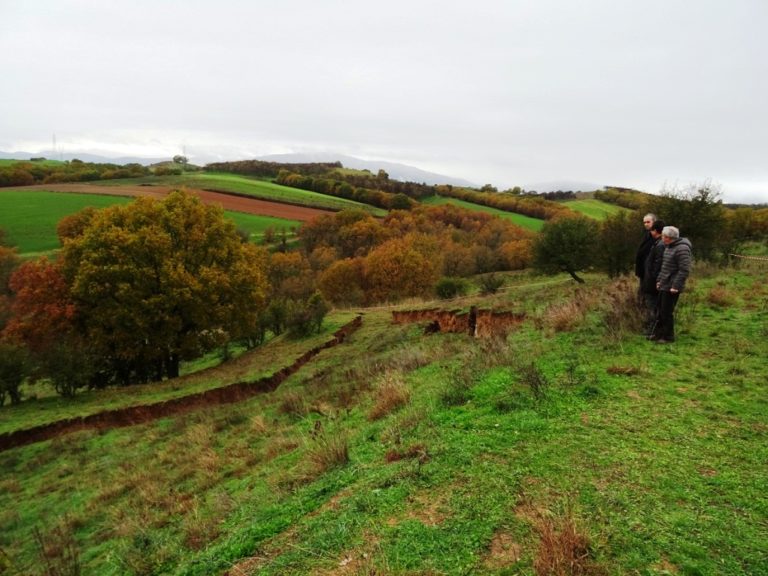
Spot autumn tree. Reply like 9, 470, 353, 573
533, 216, 597, 283
363, 235, 441, 302
0, 241, 20, 330
318, 257, 366, 306
61, 191, 270, 383
3, 258, 77, 354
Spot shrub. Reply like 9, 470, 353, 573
0, 342, 29, 406
519, 362, 549, 402
479, 273, 505, 295
286, 293, 330, 338
435, 277, 469, 299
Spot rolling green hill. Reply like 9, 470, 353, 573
562, 198, 629, 220
1, 263, 765, 574
0, 190, 300, 256
421, 195, 545, 231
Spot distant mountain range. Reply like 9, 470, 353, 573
255, 153, 477, 188
0, 149, 168, 166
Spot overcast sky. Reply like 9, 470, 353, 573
1, 0, 767, 203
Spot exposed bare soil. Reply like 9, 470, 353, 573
17, 183, 336, 221
392, 306, 526, 338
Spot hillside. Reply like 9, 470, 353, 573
1, 263, 766, 574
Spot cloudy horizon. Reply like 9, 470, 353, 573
1, 0, 767, 203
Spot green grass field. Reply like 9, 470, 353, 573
421, 195, 545, 231
0, 190, 301, 255
2, 262, 766, 574
563, 198, 628, 220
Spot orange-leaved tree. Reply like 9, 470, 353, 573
61, 191, 270, 383
3, 257, 76, 354
362, 234, 441, 303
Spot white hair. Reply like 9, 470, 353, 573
661, 226, 679, 239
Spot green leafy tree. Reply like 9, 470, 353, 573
597, 211, 639, 278
61, 191, 270, 383
646, 184, 726, 261
533, 216, 597, 283
0, 342, 29, 406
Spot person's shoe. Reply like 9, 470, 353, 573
646, 334, 659, 341
655, 338, 675, 344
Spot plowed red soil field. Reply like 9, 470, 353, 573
19, 183, 336, 221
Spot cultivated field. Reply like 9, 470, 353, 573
0, 190, 305, 255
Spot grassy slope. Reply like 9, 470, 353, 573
421, 195, 545, 231
1, 264, 766, 574
0, 190, 300, 256
564, 198, 628, 220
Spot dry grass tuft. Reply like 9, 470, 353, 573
606, 365, 641, 376
533, 514, 604, 576
250, 414, 269, 435
600, 277, 643, 339
384, 443, 428, 463
264, 435, 300, 460
368, 371, 411, 421
706, 286, 735, 308
306, 432, 349, 476
543, 299, 589, 332
278, 391, 308, 418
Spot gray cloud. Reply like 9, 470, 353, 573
1, 0, 766, 202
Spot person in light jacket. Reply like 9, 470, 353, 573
651, 226, 692, 343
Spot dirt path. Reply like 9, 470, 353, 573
0, 317, 362, 453
15, 183, 336, 222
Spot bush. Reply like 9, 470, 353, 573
435, 277, 469, 299
286, 293, 330, 338
0, 342, 29, 406
479, 273, 505, 295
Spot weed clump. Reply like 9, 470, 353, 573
368, 371, 411, 421
599, 277, 643, 340
533, 513, 604, 576
306, 431, 350, 476
707, 286, 735, 308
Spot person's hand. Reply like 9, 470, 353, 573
670, 288, 679, 294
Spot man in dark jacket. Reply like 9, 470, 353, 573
635, 213, 656, 296
641, 220, 665, 334
652, 226, 692, 343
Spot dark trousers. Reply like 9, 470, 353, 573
656, 290, 680, 341
642, 291, 659, 331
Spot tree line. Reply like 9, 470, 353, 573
0, 159, 149, 187
533, 185, 768, 283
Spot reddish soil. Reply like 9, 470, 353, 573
392, 307, 526, 338
0, 316, 362, 453
16, 183, 336, 222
